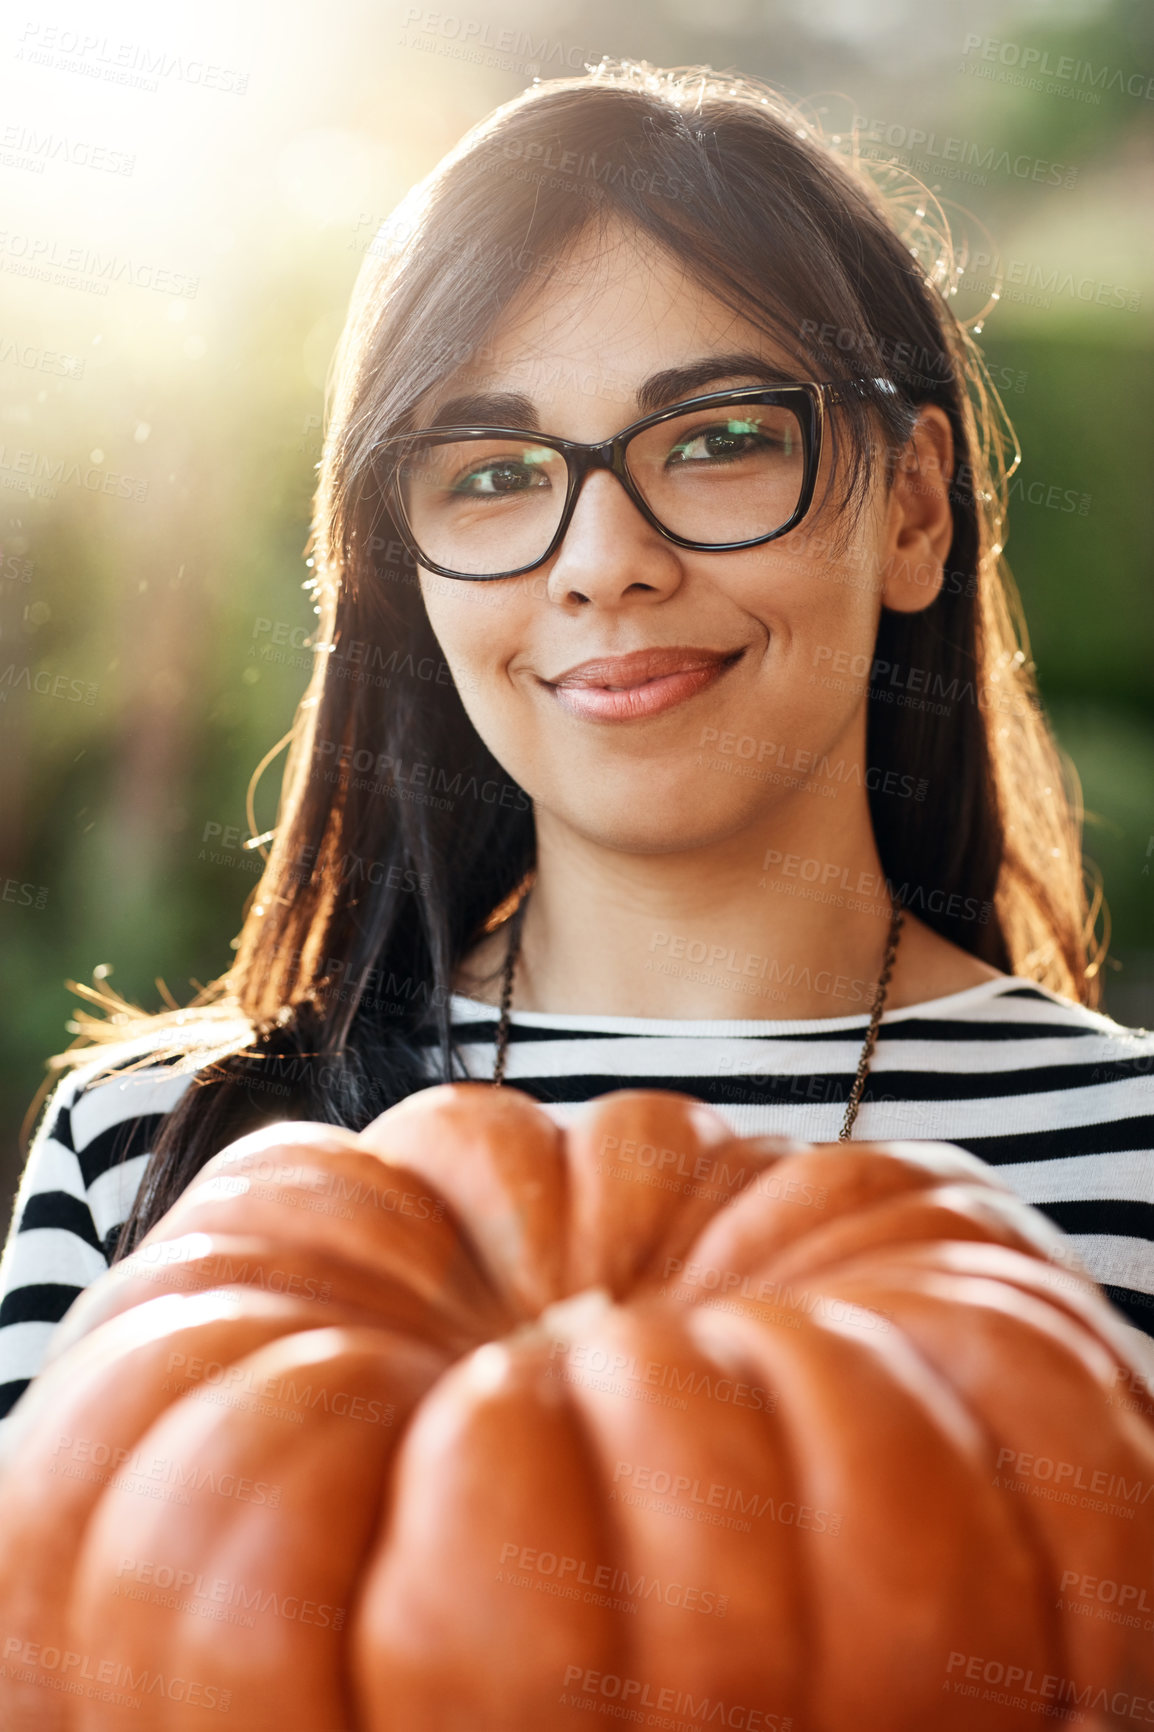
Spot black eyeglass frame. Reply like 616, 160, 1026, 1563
374, 378, 895, 582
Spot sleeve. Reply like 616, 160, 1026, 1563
0, 1064, 109, 1423
0, 1050, 190, 1427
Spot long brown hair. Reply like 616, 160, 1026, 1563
36, 59, 1104, 1258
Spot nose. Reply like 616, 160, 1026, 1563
543, 465, 684, 609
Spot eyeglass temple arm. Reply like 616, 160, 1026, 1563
824, 377, 899, 407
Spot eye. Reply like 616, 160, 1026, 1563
449, 448, 556, 496
666, 419, 787, 465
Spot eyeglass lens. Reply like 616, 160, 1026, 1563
397, 398, 807, 577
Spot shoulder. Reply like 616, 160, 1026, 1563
895, 918, 1152, 1053
889, 914, 1006, 1009
899, 967, 1154, 1059
0, 1018, 243, 1426
33, 1013, 257, 1191
968, 976, 1154, 1045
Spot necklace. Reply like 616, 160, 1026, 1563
491, 892, 904, 1142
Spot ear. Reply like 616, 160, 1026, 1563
878, 405, 955, 615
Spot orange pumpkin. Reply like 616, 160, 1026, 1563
0, 1083, 1151, 1732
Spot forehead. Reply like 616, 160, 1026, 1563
420, 216, 801, 433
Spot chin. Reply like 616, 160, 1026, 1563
555, 791, 756, 856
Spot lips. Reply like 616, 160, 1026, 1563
549, 646, 741, 690
544, 646, 744, 723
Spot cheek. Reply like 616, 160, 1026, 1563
418, 575, 539, 737
420, 576, 515, 670
723, 531, 880, 661
745, 517, 884, 642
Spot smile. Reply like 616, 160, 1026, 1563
545, 648, 744, 722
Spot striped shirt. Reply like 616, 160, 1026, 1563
2, 974, 1153, 1426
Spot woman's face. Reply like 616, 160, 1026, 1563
413, 217, 944, 856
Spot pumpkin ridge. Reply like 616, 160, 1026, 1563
46, 1228, 504, 1366
72, 1323, 443, 1732
806, 1272, 1154, 1695
359, 1081, 570, 1318
667, 1148, 996, 1310
760, 1268, 1073, 1685
556, 1292, 816, 1720
139, 1141, 516, 1346
752, 1182, 1054, 1291
684, 1298, 1060, 1729
348, 1333, 628, 1728
562, 1092, 751, 1298
791, 1238, 1152, 1402
665, 1291, 819, 1726
531, 1319, 649, 1696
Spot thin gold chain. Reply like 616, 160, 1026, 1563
492, 892, 904, 1140
838, 900, 904, 1141
490, 890, 531, 1089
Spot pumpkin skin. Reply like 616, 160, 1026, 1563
0, 1084, 1151, 1732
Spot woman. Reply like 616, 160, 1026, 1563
2, 58, 1152, 1427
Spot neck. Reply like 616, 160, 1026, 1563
511, 788, 906, 1020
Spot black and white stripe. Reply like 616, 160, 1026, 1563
1, 975, 1151, 1424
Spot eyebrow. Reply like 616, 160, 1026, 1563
424, 352, 800, 430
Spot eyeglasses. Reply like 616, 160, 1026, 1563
374, 380, 894, 582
